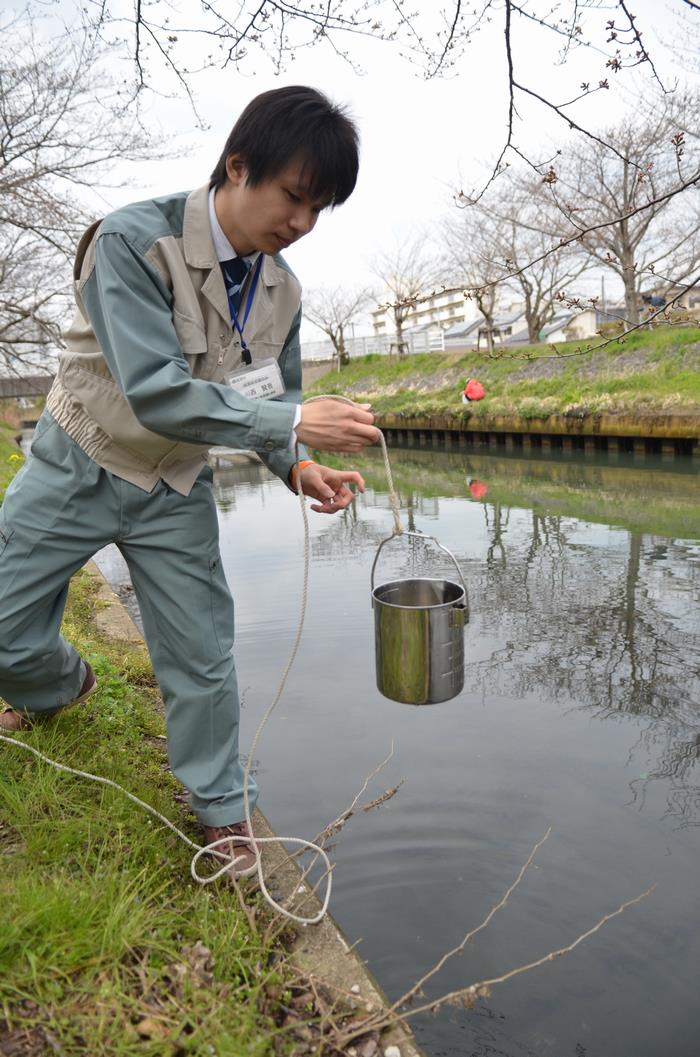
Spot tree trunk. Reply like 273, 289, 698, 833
521, 285, 539, 343
480, 312, 495, 353
394, 311, 407, 356
329, 332, 342, 372
622, 266, 639, 326
475, 291, 497, 354
338, 325, 349, 367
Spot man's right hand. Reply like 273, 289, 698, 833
295, 399, 380, 452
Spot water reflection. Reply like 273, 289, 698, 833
212, 444, 699, 1057
311, 448, 700, 833
211, 454, 271, 511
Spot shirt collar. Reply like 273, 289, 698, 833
208, 187, 259, 269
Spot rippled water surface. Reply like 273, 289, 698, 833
99, 444, 700, 1057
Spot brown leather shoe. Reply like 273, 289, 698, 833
0, 660, 97, 733
0, 706, 32, 732
202, 820, 259, 880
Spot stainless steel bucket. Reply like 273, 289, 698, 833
371, 533, 469, 705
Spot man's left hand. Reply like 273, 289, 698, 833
298, 463, 365, 514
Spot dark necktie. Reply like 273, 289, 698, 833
220, 256, 249, 318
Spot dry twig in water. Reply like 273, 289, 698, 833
328, 832, 655, 1049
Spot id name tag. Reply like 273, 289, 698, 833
225, 358, 285, 401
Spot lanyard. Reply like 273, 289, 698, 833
227, 254, 263, 366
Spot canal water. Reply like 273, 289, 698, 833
104, 444, 700, 1057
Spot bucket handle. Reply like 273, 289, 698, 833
371, 531, 469, 599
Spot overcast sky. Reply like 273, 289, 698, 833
23, 1, 698, 339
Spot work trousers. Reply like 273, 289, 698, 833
0, 411, 257, 826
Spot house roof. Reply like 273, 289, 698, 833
491, 310, 524, 328
443, 317, 482, 338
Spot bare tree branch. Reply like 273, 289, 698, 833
0, 15, 164, 376
427, 0, 463, 78
303, 285, 376, 367
454, 166, 700, 308
617, 0, 668, 92
371, 236, 443, 356
401, 885, 656, 1019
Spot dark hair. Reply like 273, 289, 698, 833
210, 86, 359, 207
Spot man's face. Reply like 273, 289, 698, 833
216, 155, 330, 257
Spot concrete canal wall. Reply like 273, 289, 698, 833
376, 411, 700, 460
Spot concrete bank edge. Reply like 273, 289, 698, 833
377, 410, 700, 440
83, 560, 425, 1057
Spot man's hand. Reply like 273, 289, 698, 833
295, 399, 379, 452
297, 463, 365, 514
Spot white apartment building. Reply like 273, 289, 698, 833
365, 286, 604, 355
371, 285, 480, 338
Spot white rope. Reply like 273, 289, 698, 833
0, 396, 402, 925
0, 731, 333, 904
238, 396, 402, 921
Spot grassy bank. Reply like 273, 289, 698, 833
307, 325, 700, 422
0, 432, 306, 1056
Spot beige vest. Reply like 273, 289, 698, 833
47, 184, 301, 495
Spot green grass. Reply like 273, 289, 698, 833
307, 325, 700, 421
0, 438, 297, 1056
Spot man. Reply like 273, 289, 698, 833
0, 86, 378, 879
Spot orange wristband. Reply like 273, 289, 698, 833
290, 460, 315, 491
